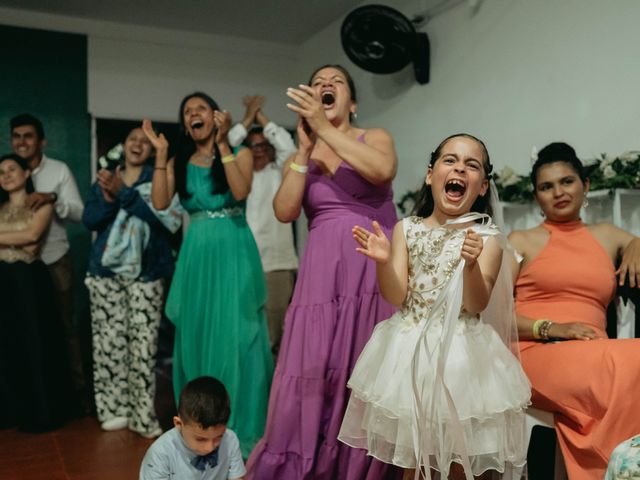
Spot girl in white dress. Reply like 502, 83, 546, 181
338, 134, 531, 480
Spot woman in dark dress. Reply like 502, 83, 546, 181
0, 153, 72, 432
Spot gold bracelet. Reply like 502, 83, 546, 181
221, 154, 235, 164
289, 162, 308, 174
532, 319, 544, 339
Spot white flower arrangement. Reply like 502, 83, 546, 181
589, 150, 640, 190
492, 150, 640, 203
493, 166, 533, 203
98, 143, 124, 170
398, 150, 640, 211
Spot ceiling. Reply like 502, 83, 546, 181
0, 0, 372, 45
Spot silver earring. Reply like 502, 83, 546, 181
582, 198, 589, 209
352, 112, 358, 120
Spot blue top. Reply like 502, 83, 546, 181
139, 427, 246, 480
82, 164, 175, 281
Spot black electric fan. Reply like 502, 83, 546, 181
341, 4, 430, 85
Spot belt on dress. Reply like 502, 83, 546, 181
190, 207, 244, 221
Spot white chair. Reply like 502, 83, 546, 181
510, 407, 567, 480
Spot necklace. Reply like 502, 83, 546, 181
195, 152, 214, 165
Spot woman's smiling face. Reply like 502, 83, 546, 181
183, 96, 216, 142
0, 158, 30, 194
124, 128, 153, 166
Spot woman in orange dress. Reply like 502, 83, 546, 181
508, 142, 640, 480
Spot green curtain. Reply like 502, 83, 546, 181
0, 23, 91, 338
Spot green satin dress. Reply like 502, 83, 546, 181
167, 163, 273, 457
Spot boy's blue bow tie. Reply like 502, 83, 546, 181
191, 449, 219, 471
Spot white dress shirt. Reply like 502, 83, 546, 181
229, 122, 298, 272
139, 428, 246, 480
30, 154, 84, 264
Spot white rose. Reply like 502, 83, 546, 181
502, 174, 521, 187
619, 150, 640, 165
603, 165, 616, 179
107, 143, 124, 160
498, 166, 520, 187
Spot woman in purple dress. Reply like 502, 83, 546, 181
246, 65, 400, 479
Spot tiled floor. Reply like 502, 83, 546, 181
0, 361, 176, 480
0, 417, 154, 480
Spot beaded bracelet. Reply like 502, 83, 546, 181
221, 154, 236, 164
539, 320, 554, 339
289, 162, 308, 174
532, 319, 553, 340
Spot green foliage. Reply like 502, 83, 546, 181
397, 151, 640, 211
586, 151, 640, 191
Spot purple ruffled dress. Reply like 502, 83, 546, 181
246, 139, 400, 480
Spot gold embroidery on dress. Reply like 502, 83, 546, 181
0, 203, 38, 263
401, 216, 466, 325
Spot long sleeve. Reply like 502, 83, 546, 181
118, 184, 165, 229
82, 183, 118, 232
139, 446, 172, 480
54, 162, 84, 222
263, 121, 296, 166
228, 123, 247, 148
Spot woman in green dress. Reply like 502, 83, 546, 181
144, 92, 273, 457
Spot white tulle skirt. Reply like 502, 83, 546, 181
338, 311, 531, 474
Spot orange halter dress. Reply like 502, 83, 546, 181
515, 220, 640, 480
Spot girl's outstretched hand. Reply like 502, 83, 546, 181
353, 221, 390, 263
461, 229, 483, 268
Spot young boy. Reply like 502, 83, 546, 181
139, 377, 245, 479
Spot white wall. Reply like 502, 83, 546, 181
3, 0, 640, 199
0, 6, 299, 126
297, 0, 640, 199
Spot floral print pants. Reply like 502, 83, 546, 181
85, 275, 164, 435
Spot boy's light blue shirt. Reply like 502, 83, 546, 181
139, 427, 245, 480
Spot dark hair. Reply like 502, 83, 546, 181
174, 92, 229, 199
247, 126, 264, 137
0, 153, 35, 204
413, 133, 493, 218
10, 113, 45, 140
178, 376, 230, 428
530, 142, 587, 189
245, 126, 269, 147
308, 64, 357, 122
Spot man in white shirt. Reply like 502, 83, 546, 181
10, 113, 87, 409
228, 97, 298, 359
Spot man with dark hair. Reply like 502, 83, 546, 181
10, 113, 87, 410
228, 96, 298, 360
140, 376, 245, 480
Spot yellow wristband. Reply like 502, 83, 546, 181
289, 162, 308, 174
221, 154, 235, 164
532, 319, 544, 339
